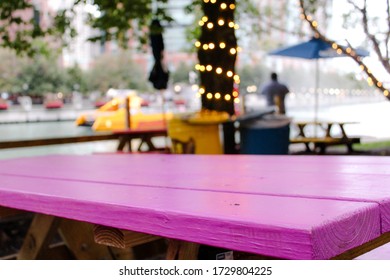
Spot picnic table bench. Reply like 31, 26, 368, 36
290, 121, 360, 153
0, 128, 168, 153
1, 154, 390, 260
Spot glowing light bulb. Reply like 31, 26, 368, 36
207, 22, 214, 29
385, 90, 389, 96
377, 82, 383, 87
219, 42, 226, 49
229, 4, 236, 9
210, 0, 216, 3
332, 43, 338, 49
209, 43, 215, 49
200, 65, 206, 72
234, 24, 239, 29
228, 22, 235, 28
207, 93, 213, 99
230, 48, 237, 55
215, 93, 221, 99
311, 21, 318, 27
225, 94, 231, 101
206, 65, 213, 71
218, 19, 225, 26
233, 75, 240, 82
202, 16, 208, 22
227, 71, 233, 77
216, 67, 223, 74
234, 98, 240, 104
199, 21, 204, 26
195, 41, 201, 48
203, 44, 209, 50
233, 91, 239, 97
195, 64, 201, 70
221, 3, 227, 9
199, 88, 205, 94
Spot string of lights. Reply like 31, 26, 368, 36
298, 0, 390, 98
195, 0, 241, 114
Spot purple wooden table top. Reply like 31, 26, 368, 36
0, 154, 388, 259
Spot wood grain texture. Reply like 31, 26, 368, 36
58, 219, 113, 260
0, 175, 381, 259
17, 214, 60, 260
93, 225, 160, 249
1, 154, 390, 231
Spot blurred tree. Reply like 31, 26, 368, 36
66, 65, 89, 94
0, 49, 28, 93
86, 51, 149, 93
15, 53, 70, 95
237, 63, 269, 94
0, 0, 258, 115
170, 62, 195, 84
298, 0, 390, 99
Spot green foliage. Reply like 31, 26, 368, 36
237, 63, 269, 92
170, 62, 195, 84
85, 50, 149, 93
15, 53, 70, 95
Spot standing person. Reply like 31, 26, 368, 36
261, 72, 289, 114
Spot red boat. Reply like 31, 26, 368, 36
44, 93, 64, 109
0, 99, 8, 110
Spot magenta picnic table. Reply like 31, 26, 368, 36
0, 154, 389, 260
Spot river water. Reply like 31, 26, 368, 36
1, 94, 389, 159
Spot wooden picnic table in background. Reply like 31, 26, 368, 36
113, 127, 167, 152
1, 154, 390, 260
290, 121, 360, 153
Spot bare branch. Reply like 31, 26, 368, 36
298, 0, 390, 99
386, 0, 390, 60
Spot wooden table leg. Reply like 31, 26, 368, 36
166, 239, 199, 260
117, 136, 132, 152
138, 136, 156, 152
325, 124, 333, 138
59, 219, 113, 260
17, 214, 60, 260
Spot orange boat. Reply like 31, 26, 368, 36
76, 92, 172, 131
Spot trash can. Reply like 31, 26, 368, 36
239, 114, 291, 155
167, 111, 230, 154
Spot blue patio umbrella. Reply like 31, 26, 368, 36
269, 37, 369, 126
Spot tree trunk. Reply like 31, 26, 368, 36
198, 0, 237, 116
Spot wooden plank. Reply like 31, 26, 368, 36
58, 219, 113, 260
166, 239, 199, 260
290, 137, 360, 144
17, 214, 60, 260
0, 134, 117, 149
334, 232, 390, 260
0, 175, 381, 259
3, 154, 390, 232
93, 225, 161, 249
